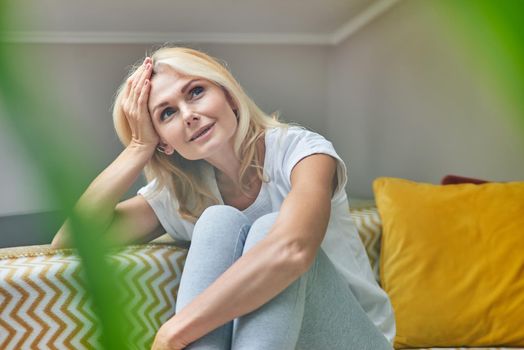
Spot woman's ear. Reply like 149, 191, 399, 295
157, 142, 174, 155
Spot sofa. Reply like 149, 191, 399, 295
1, 177, 523, 349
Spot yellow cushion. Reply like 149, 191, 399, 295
373, 177, 524, 348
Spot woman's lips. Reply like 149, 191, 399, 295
190, 123, 215, 142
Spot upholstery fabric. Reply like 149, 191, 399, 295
373, 177, 524, 348
1, 205, 523, 350
349, 206, 382, 282
0, 243, 187, 350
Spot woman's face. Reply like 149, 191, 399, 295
147, 65, 238, 161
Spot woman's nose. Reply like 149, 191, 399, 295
181, 106, 199, 125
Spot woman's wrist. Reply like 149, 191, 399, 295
124, 141, 157, 167
127, 140, 157, 155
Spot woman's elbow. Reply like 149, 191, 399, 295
50, 239, 62, 250
278, 238, 314, 275
51, 238, 63, 250
51, 231, 71, 249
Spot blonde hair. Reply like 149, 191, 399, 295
112, 46, 286, 222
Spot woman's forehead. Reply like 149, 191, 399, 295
150, 67, 218, 93
151, 64, 187, 81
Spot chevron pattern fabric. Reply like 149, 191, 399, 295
0, 218, 520, 350
349, 206, 383, 283
0, 243, 187, 350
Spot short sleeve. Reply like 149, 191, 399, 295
280, 127, 348, 197
137, 178, 160, 199
137, 179, 191, 241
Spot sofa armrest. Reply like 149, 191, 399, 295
0, 243, 187, 350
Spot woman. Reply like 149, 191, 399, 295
52, 47, 395, 349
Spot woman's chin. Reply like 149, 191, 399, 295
179, 127, 236, 161
180, 141, 221, 161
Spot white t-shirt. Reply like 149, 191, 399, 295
137, 126, 396, 343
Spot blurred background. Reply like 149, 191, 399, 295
1, 0, 523, 247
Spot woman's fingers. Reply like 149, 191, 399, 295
134, 62, 152, 99
121, 57, 152, 120
134, 79, 159, 147
123, 57, 150, 98
119, 57, 159, 147
124, 70, 140, 98
137, 79, 150, 107
134, 57, 151, 90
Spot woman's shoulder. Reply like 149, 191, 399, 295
265, 124, 319, 142
265, 125, 330, 150
137, 178, 175, 202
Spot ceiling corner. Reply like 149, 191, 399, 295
330, 0, 401, 45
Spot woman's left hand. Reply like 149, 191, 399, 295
150, 321, 188, 350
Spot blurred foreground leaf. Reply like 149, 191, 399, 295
0, 2, 130, 349
435, 0, 524, 131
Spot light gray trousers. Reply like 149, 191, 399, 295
175, 205, 393, 350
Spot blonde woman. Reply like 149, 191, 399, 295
52, 47, 395, 350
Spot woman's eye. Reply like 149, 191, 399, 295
189, 86, 204, 98
160, 107, 176, 121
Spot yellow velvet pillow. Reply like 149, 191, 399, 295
373, 177, 524, 348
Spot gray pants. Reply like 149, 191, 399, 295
175, 205, 393, 349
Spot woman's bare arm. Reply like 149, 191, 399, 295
106, 195, 167, 246
52, 57, 162, 249
51, 144, 159, 249
158, 154, 337, 347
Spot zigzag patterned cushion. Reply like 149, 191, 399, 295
349, 206, 383, 283
1, 233, 521, 350
0, 243, 187, 350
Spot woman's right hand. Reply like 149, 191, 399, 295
121, 57, 159, 150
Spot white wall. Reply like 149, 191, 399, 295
2, 0, 524, 216
327, 0, 524, 198
0, 111, 54, 215
0, 43, 328, 215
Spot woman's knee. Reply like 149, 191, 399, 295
244, 212, 279, 251
193, 205, 250, 243
250, 212, 279, 233
199, 204, 244, 220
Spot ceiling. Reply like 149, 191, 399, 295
2, 0, 399, 44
